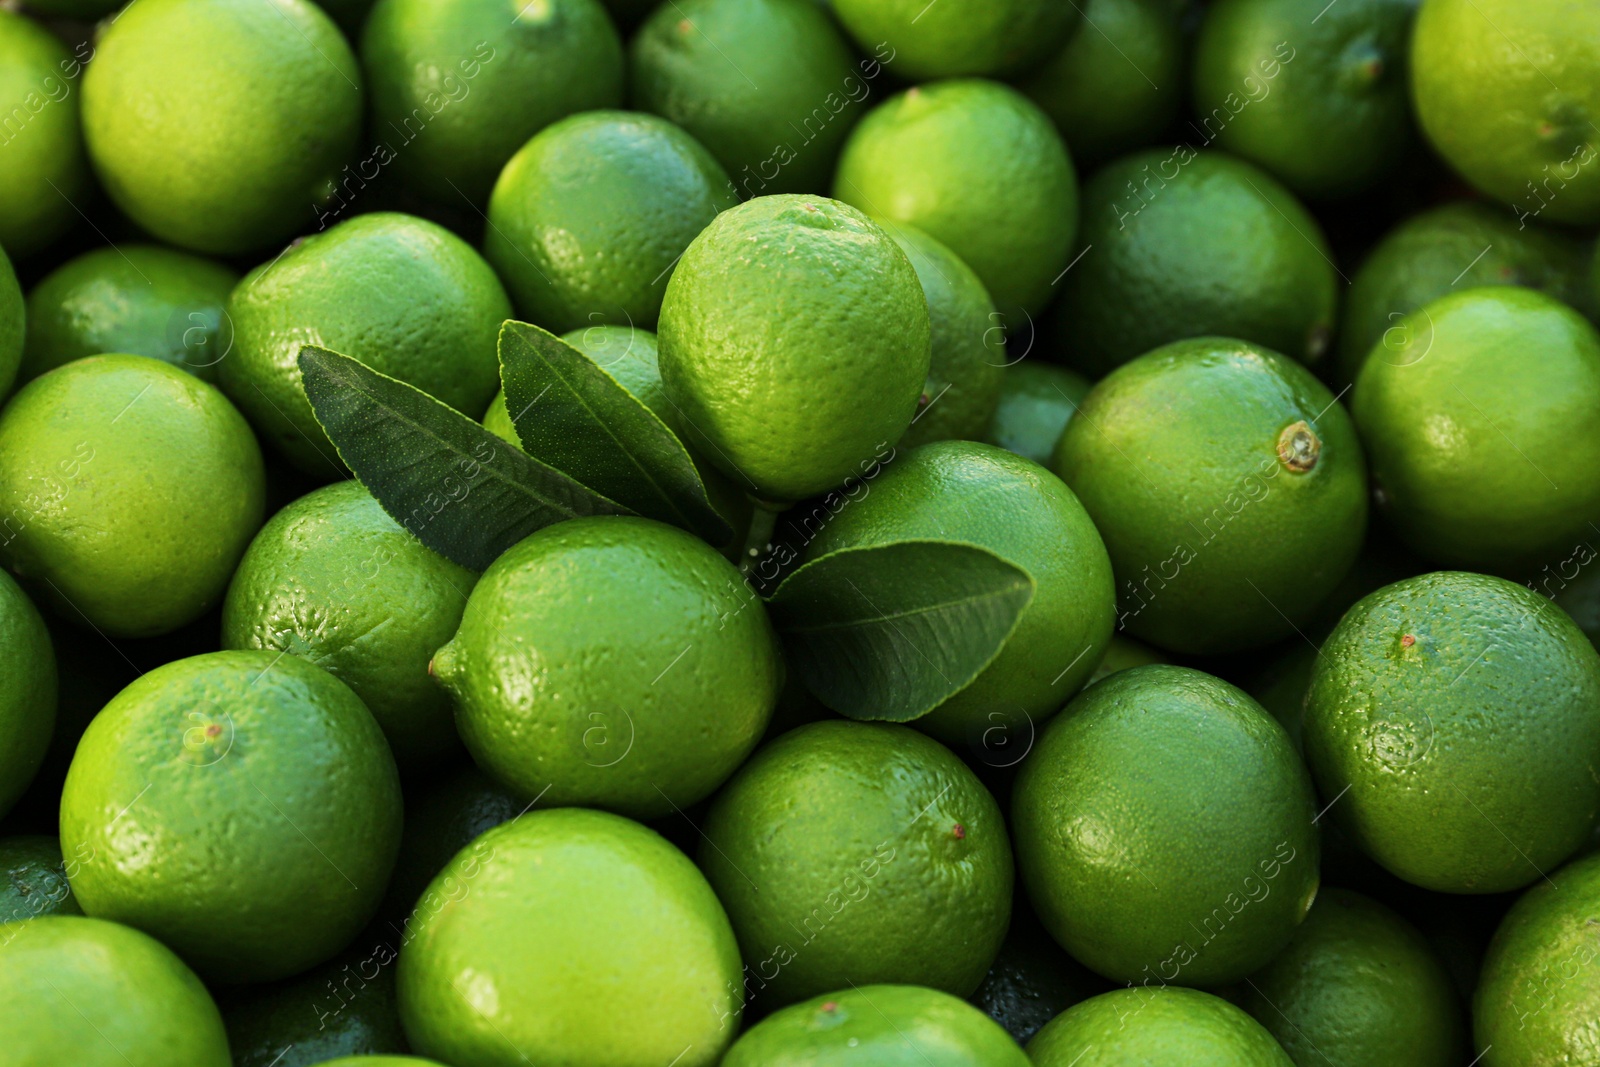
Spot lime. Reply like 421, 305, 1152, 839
222, 480, 476, 772
1304, 571, 1600, 893
1053, 337, 1368, 654
983, 361, 1092, 466
0, 836, 80, 924
484, 110, 737, 332
0, 354, 265, 638
699, 720, 1013, 1005
833, 79, 1077, 320
658, 194, 930, 502
397, 807, 742, 1066
20, 245, 238, 385
1013, 665, 1319, 986
0, 570, 53, 820
0, 243, 20, 399
81, 0, 363, 254
804, 440, 1115, 747
360, 0, 624, 204
831, 0, 1078, 80
1028, 986, 1293, 1066
220, 212, 511, 478
377, 765, 519, 924
432, 516, 782, 818
723, 984, 1031, 1066
59, 650, 402, 983
1352, 287, 1600, 573
1412, 0, 1600, 225
1236, 888, 1463, 1067
630, 0, 864, 196
0, 915, 230, 1066
1086, 633, 1167, 686
0, 10, 90, 258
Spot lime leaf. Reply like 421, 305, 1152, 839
766, 539, 1036, 722
299, 346, 631, 572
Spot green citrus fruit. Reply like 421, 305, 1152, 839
0, 569, 53, 820
60, 650, 402, 982
833, 79, 1077, 319
1304, 571, 1600, 893
20, 245, 238, 385
658, 194, 930, 502
803, 440, 1115, 747
360, 0, 624, 204
1086, 634, 1167, 686
397, 807, 743, 1066
0, 915, 230, 1066
0, 835, 80, 924
1053, 337, 1368, 654
432, 515, 781, 817
1013, 665, 1319, 986
1352, 287, 1600, 573
222, 480, 476, 772
723, 984, 1031, 1066
81, 0, 363, 254
983, 361, 1092, 466
0, 354, 265, 638
377, 764, 519, 924
220, 211, 511, 478
0, 243, 21, 399
1236, 887, 1463, 1066
485, 110, 736, 332
630, 0, 865, 196
1028, 986, 1294, 1066
700, 720, 1013, 1005
1412, 0, 1600, 225
831, 0, 1078, 80
0, 10, 90, 259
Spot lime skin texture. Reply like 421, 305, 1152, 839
1303, 570, 1600, 894
1013, 665, 1320, 988
360, 0, 624, 204
0, 569, 55, 821
220, 211, 512, 479
1028, 986, 1294, 1067
722, 983, 1031, 1066
432, 515, 782, 819
0, 915, 232, 1066
804, 440, 1115, 749
0, 9, 91, 259
0, 243, 24, 401
698, 720, 1014, 1008
396, 807, 743, 1067
1352, 286, 1600, 575
59, 650, 403, 984
0, 835, 80, 924
831, 0, 1079, 81
0, 354, 266, 638
222, 479, 477, 773
1053, 336, 1368, 655
81, 0, 363, 255
984, 361, 1092, 467
658, 194, 930, 503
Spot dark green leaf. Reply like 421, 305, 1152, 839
298, 346, 631, 572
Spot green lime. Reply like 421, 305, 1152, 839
1086, 633, 1167, 686
360, 0, 624, 204
1352, 287, 1600, 573
1021, 0, 1186, 169
723, 984, 1031, 1066
834, 79, 1077, 320
432, 516, 782, 817
630, 0, 864, 196
1028, 986, 1293, 1066
59, 650, 402, 983
20, 244, 238, 385
485, 110, 736, 332
1236, 888, 1463, 1067
0, 570, 53, 820
377, 764, 519, 924
0, 243, 21, 399
397, 807, 742, 1066
0, 10, 90, 259
972, 899, 1109, 1045
0, 354, 265, 638
81, 0, 363, 254
831, 0, 1078, 80
1053, 150, 1338, 377
804, 440, 1115, 747
1053, 337, 1368, 654
983, 361, 1092, 466
0, 836, 80, 924
0, 915, 230, 1066
222, 480, 476, 772
700, 720, 1013, 1005
1193, 0, 1417, 199
1013, 665, 1319, 986
658, 194, 930, 502
1304, 571, 1600, 893
1412, 0, 1600, 225
220, 211, 511, 478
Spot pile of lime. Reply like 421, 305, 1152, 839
2, 0, 1599, 1064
